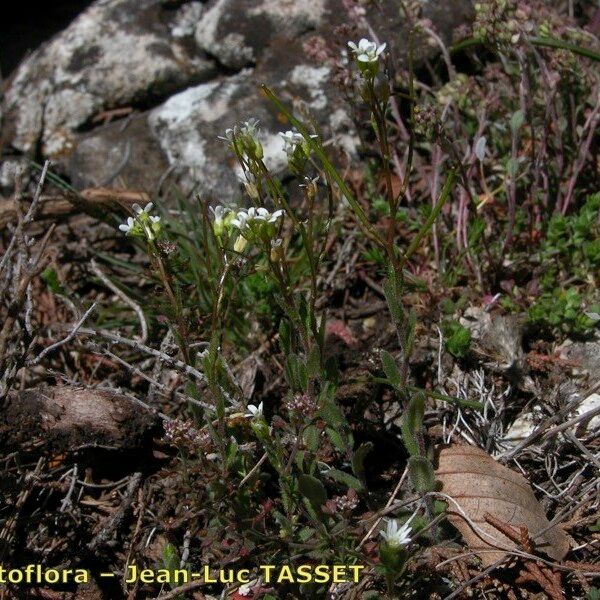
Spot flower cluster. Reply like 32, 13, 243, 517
209, 203, 285, 253
322, 489, 359, 515
348, 38, 386, 77
231, 207, 284, 248
164, 418, 210, 452
279, 129, 317, 174
413, 103, 442, 140
221, 118, 263, 162
284, 393, 318, 418
118, 202, 162, 241
473, 0, 534, 46
280, 130, 305, 156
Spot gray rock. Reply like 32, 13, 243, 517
1, 0, 215, 157
147, 43, 359, 196
195, 0, 330, 69
1, 0, 474, 199
68, 112, 170, 191
559, 340, 600, 374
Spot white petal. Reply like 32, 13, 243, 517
132, 203, 142, 214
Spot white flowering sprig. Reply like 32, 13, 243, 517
380, 519, 412, 547
230, 207, 284, 251
118, 202, 162, 241
280, 130, 305, 156
379, 518, 412, 576
279, 129, 317, 174
220, 118, 263, 162
348, 38, 386, 77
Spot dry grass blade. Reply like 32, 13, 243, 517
436, 444, 571, 566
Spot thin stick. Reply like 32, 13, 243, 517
30, 303, 98, 365
91, 259, 148, 343
239, 452, 268, 488
356, 465, 409, 550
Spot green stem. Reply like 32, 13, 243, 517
400, 171, 456, 267
262, 86, 383, 246
450, 35, 600, 62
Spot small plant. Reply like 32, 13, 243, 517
528, 288, 599, 337
441, 319, 472, 358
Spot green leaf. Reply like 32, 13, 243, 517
307, 345, 321, 379
507, 157, 519, 179
279, 319, 292, 355
404, 393, 425, 433
381, 350, 402, 388
383, 276, 404, 324
400, 393, 425, 457
41, 267, 65, 295
319, 390, 346, 428
304, 425, 319, 453
401, 416, 420, 458
161, 543, 180, 572
298, 474, 327, 510
326, 426, 347, 453
510, 109, 525, 134
324, 468, 364, 491
352, 441, 373, 484
408, 456, 436, 493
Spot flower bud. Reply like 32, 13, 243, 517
234, 235, 248, 253
270, 238, 284, 262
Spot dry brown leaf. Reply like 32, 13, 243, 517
1, 188, 148, 229
436, 444, 571, 566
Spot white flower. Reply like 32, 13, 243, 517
380, 519, 411, 547
119, 216, 135, 233
118, 202, 160, 239
231, 208, 283, 232
347, 38, 386, 63
210, 205, 231, 237
279, 129, 317, 156
133, 202, 154, 215
132, 202, 161, 225
245, 402, 263, 418
220, 118, 260, 143
210, 205, 227, 226
238, 583, 252, 596
280, 130, 305, 155
231, 210, 249, 231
